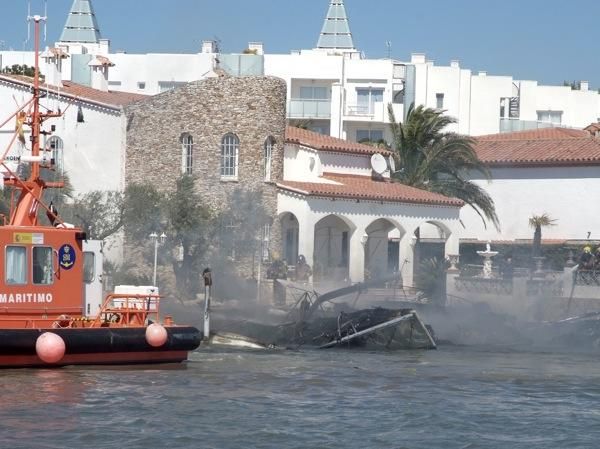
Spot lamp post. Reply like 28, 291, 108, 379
149, 232, 167, 287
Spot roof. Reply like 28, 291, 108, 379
477, 127, 590, 141
88, 55, 114, 67
60, 0, 101, 44
585, 123, 600, 134
41, 47, 69, 59
278, 173, 463, 207
317, 0, 356, 50
474, 128, 600, 167
0, 74, 145, 109
285, 126, 391, 156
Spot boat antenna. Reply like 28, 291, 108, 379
44, 0, 48, 43
26, 1, 31, 45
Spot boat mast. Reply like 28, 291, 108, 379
7, 14, 64, 227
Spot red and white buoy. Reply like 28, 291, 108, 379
35, 332, 66, 364
145, 323, 168, 347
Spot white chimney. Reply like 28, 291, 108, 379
41, 47, 68, 87
99, 39, 110, 54
478, 71, 487, 76
247, 42, 264, 55
411, 53, 426, 64
580, 81, 589, 91
88, 56, 114, 92
450, 60, 460, 68
202, 40, 216, 54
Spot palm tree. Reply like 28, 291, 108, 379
388, 104, 499, 230
528, 213, 557, 258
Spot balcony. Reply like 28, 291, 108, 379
288, 99, 331, 119
499, 118, 559, 133
345, 102, 386, 122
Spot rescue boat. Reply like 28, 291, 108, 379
0, 15, 201, 368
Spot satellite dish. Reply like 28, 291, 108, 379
388, 155, 396, 174
370, 153, 387, 175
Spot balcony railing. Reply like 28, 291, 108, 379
345, 102, 386, 121
499, 118, 562, 133
288, 99, 331, 119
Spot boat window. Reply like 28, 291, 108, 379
33, 246, 53, 285
83, 251, 95, 283
6, 246, 27, 285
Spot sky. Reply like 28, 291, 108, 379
0, 0, 599, 89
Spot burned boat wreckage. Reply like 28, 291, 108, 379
207, 274, 437, 351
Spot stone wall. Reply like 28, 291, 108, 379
124, 74, 287, 285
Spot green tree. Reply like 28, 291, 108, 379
122, 182, 165, 242
2, 64, 40, 79
388, 104, 500, 230
165, 175, 212, 298
528, 213, 557, 258
61, 190, 124, 240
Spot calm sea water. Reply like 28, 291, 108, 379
1, 345, 599, 449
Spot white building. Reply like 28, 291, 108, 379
280, 127, 463, 286
2, 0, 597, 142
0, 53, 144, 194
461, 127, 600, 243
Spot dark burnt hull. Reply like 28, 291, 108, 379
0, 326, 202, 368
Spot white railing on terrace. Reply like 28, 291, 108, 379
499, 118, 575, 133
288, 99, 331, 119
345, 102, 386, 120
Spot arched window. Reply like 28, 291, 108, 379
47, 136, 64, 172
263, 136, 274, 182
221, 133, 239, 179
180, 133, 193, 175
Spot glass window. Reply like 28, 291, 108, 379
261, 223, 271, 262
221, 133, 239, 178
6, 246, 27, 285
537, 110, 562, 124
299, 86, 329, 100
180, 133, 193, 175
436, 93, 444, 109
357, 129, 384, 143
356, 88, 384, 114
33, 247, 53, 285
83, 251, 95, 283
264, 136, 274, 182
309, 124, 330, 135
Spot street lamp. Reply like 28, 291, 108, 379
149, 231, 167, 287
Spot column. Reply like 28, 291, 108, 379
297, 217, 315, 279
399, 234, 415, 288
348, 229, 366, 283
444, 230, 460, 257
330, 82, 343, 138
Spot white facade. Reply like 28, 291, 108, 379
3, 2, 599, 141
0, 75, 128, 194
461, 165, 600, 243
279, 137, 462, 286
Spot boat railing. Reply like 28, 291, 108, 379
90, 293, 161, 327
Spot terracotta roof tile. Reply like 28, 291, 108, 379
585, 122, 600, 134
88, 55, 115, 67
285, 126, 391, 156
0, 74, 146, 108
278, 173, 463, 207
477, 127, 590, 140
474, 131, 600, 167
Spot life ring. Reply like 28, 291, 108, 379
52, 314, 72, 329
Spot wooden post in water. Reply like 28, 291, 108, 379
202, 268, 212, 340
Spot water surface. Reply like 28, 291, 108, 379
1, 346, 599, 449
